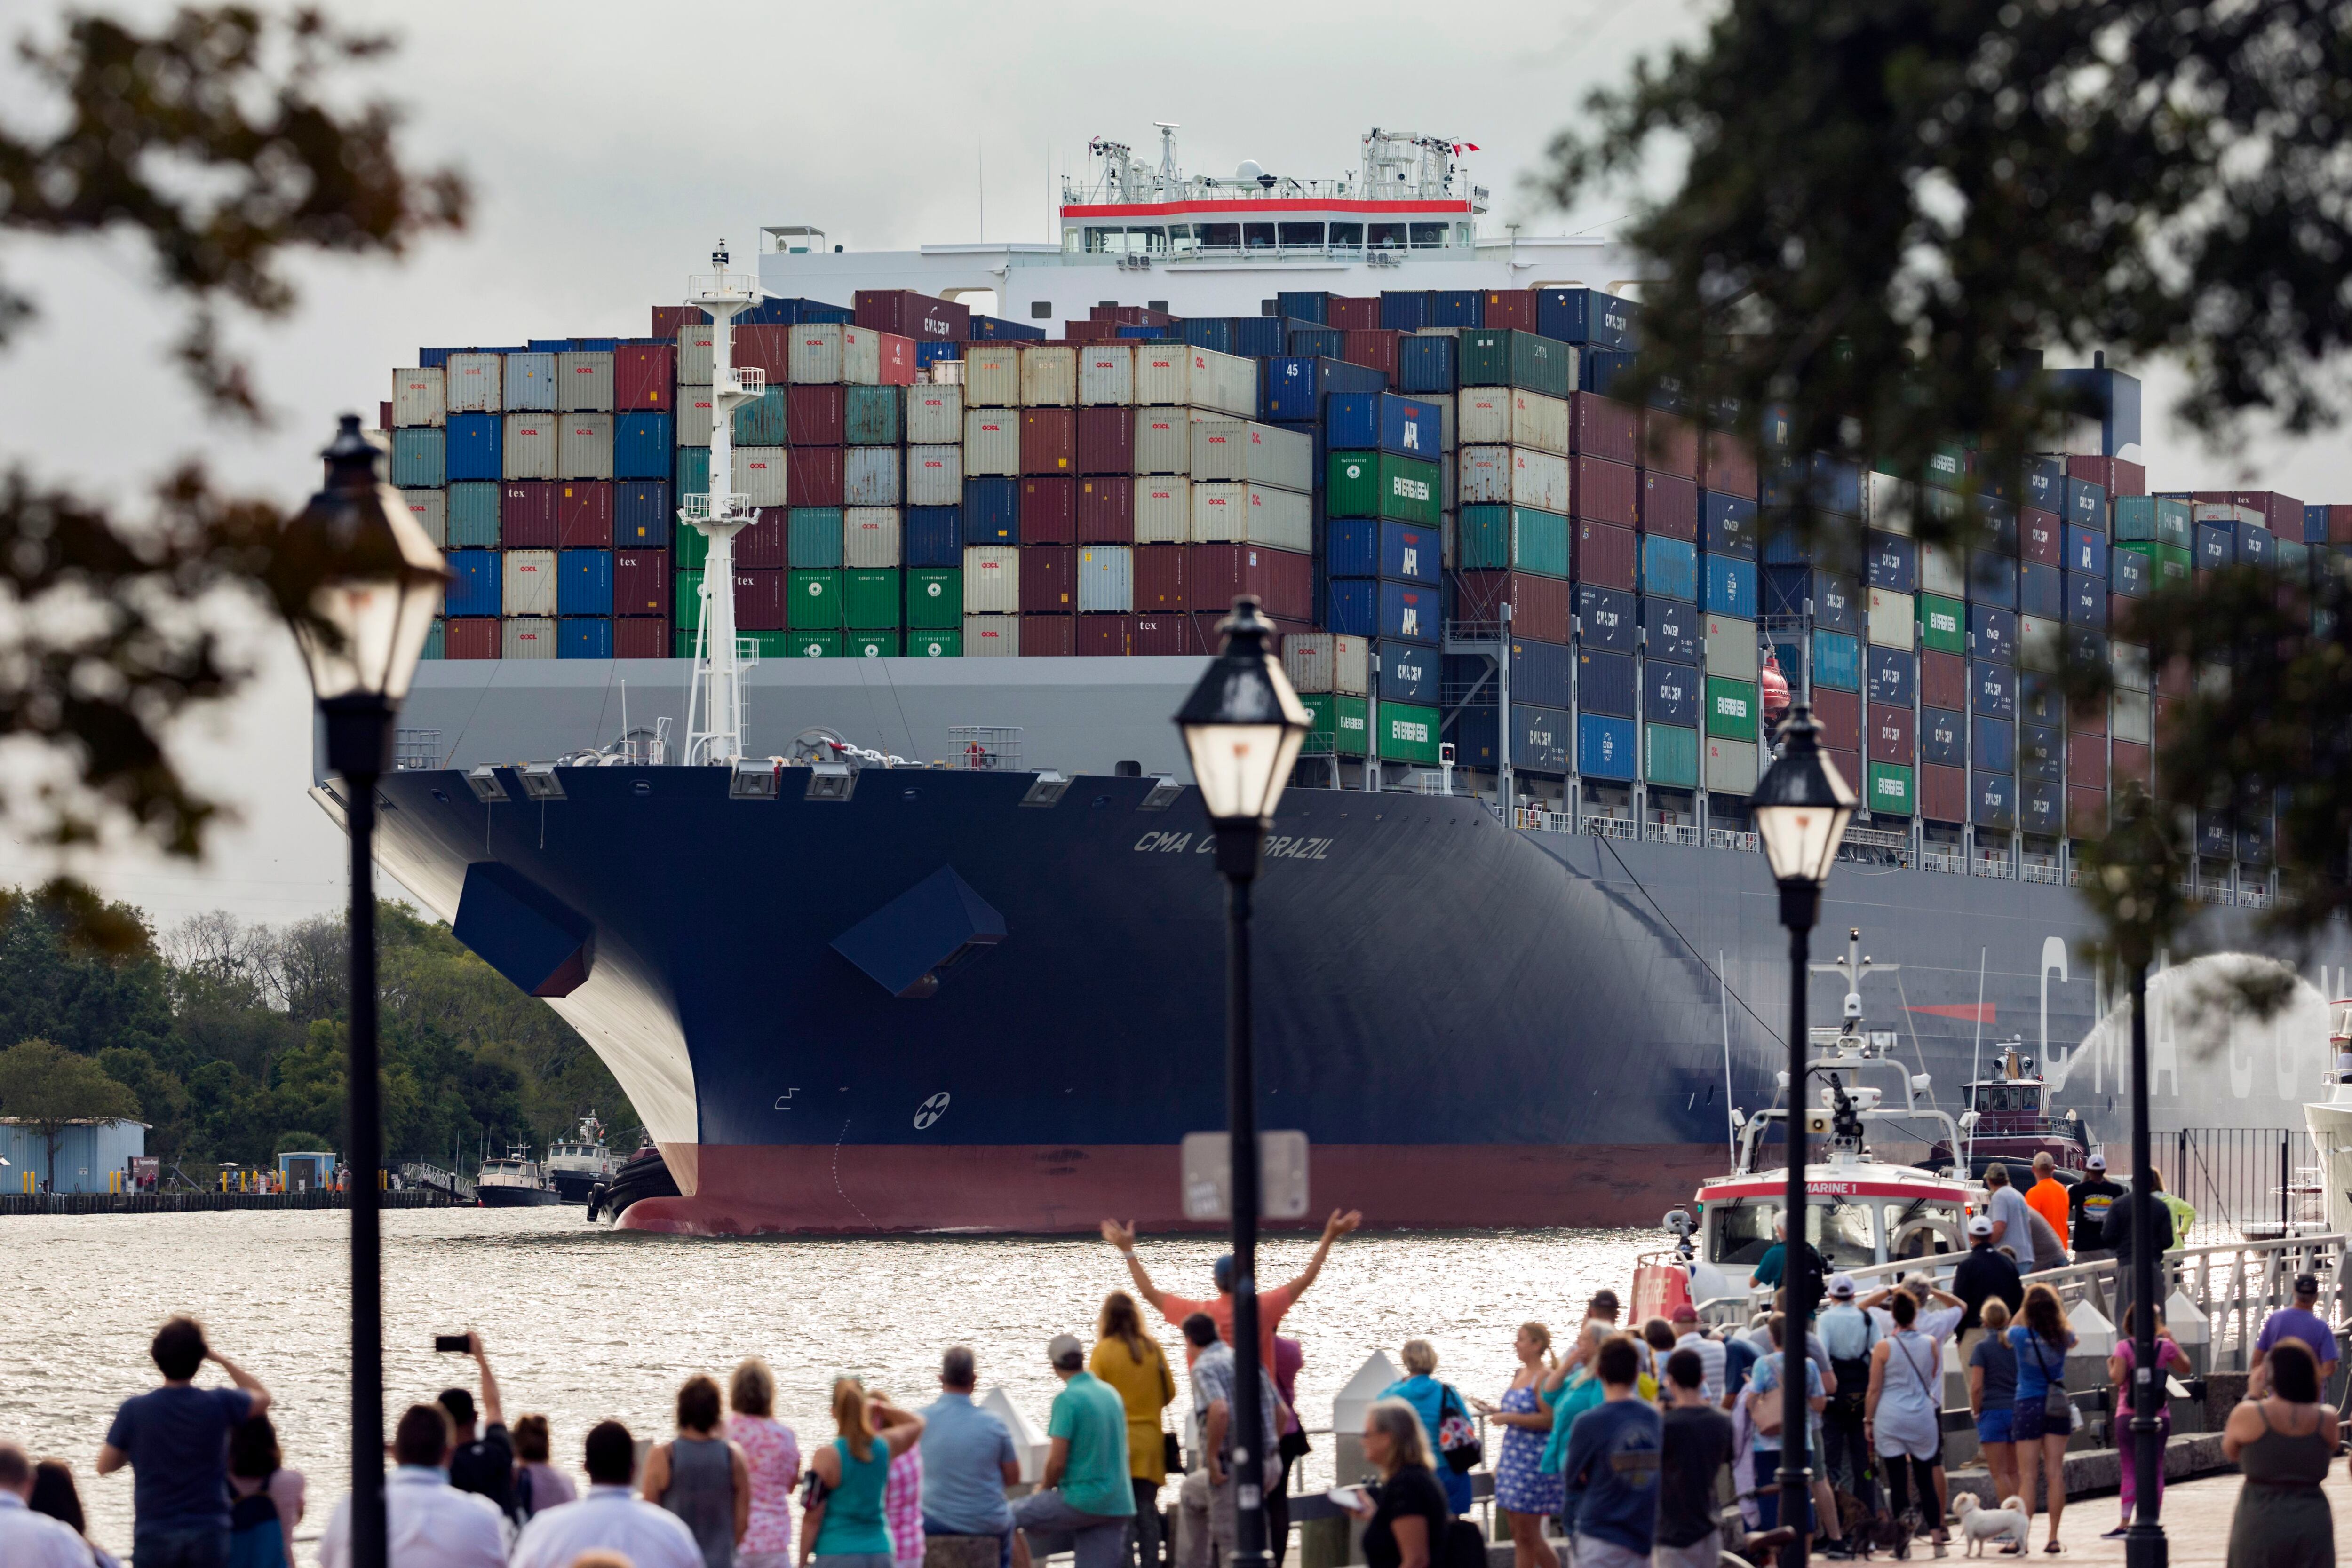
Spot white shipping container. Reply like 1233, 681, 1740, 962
2113, 688, 2152, 744
963, 614, 1020, 657
1078, 344, 1135, 406
393, 367, 445, 428
2113, 640, 2150, 692
501, 617, 557, 660
505, 352, 556, 411
845, 507, 902, 568
1456, 445, 1510, 503
964, 344, 1021, 408
963, 410, 1019, 476
1509, 391, 1571, 457
1132, 343, 1193, 406
1510, 448, 1570, 512
1134, 409, 1192, 475
1706, 737, 1759, 794
1282, 633, 1369, 697
554, 350, 615, 412
676, 324, 715, 385
1867, 587, 1915, 649
906, 444, 961, 506
787, 323, 844, 384
675, 385, 716, 446
557, 413, 614, 480
1703, 615, 1760, 681
502, 413, 558, 480
1019, 345, 1078, 407
1863, 471, 1915, 536
1077, 546, 1133, 613
1920, 538, 1965, 598
842, 446, 899, 507
2018, 614, 2062, 672
962, 546, 1020, 613
1133, 478, 1191, 544
1192, 483, 1311, 552
731, 446, 786, 507
502, 550, 557, 616
444, 352, 502, 412
1456, 389, 1512, 447
906, 383, 964, 443
1190, 420, 1312, 492
1190, 348, 1257, 418
400, 488, 446, 547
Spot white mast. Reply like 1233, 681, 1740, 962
683, 241, 764, 767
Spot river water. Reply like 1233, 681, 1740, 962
5, 1207, 1650, 1562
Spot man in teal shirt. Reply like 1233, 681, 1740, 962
1011, 1333, 1134, 1568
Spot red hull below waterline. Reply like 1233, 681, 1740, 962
614, 1141, 1732, 1235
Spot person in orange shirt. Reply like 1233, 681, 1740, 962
2024, 1152, 2072, 1265
1100, 1208, 1363, 1370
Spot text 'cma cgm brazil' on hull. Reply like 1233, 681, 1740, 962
357, 127, 2352, 1235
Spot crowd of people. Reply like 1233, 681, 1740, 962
2, 1191, 2344, 1568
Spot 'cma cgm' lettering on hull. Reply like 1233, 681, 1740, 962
1133, 831, 1335, 860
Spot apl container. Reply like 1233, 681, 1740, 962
1327, 519, 1441, 584
445, 352, 502, 413
1327, 392, 1444, 459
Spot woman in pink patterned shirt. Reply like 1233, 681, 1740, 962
870, 1391, 926, 1568
730, 1359, 802, 1568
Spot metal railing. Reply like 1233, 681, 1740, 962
729, 366, 766, 396
1708, 827, 1761, 853
397, 1161, 474, 1199
2021, 862, 2066, 885
1511, 806, 1574, 834
1441, 618, 1504, 650
1581, 814, 1639, 841
2173, 1127, 2322, 1245
393, 729, 443, 771
1645, 821, 1702, 846
1972, 855, 2015, 879
1922, 850, 1966, 875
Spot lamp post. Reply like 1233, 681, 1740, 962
280, 414, 447, 1568
1174, 596, 1310, 1568
1748, 703, 1855, 1568
2123, 957, 2165, 1568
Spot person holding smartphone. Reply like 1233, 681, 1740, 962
437, 1333, 517, 1527
1340, 1399, 1447, 1568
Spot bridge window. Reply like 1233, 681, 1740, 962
1328, 222, 1364, 248
1410, 222, 1447, 248
1278, 222, 1324, 248
1369, 222, 1408, 249
1244, 222, 1275, 249
1198, 222, 1241, 248
1168, 224, 1196, 254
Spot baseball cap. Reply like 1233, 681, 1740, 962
2296, 1273, 2320, 1295
1670, 1303, 1700, 1324
2086, 1153, 2107, 1172
1826, 1274, 1856, 1299
1213, 1254, 1235, 1291
1968, 1214, 1995, 1237
1047, 1333, 1084, 1366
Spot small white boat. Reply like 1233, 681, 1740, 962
475, 1148, 562, 1207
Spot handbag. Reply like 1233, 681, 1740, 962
1279, 1425, 1312, 1463
1435, 1383, 1483, 1474
1164, 1432, 1184, 1474
2033, 1336, 2069, 1420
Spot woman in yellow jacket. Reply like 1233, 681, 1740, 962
1090, 1290, 1176, 1568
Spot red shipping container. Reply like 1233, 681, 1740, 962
1640, 472, 1698, 540
2066, 732, 2108, 789
854, 288, 970, 343
1019, 614, 1076, 656
2112, 738, 2152, 784
1340, 329, 1402, 383
1814, 688, 1860, 752
1573, 456, 1640, 527
1921, 763, 1966, 823
445, 618, 500, 660
1453, 570, 1571, 642
786, 446, 844, 508
2067, 455, 2149, 499
1061, 319, 1117, 343
1921, 649, 1967, 712
2229, 489, 2304, 534
613, 551, 671, 618
1020, 478, 1076, 544
1326, 296, 1380, 330
735, 568, 787, 631
872, 330, 918, 387
1642, 409, 1699, 479
2157, 656, 2191, 697
1867, 703, 1916, 764
1134, 545, 1187, 613
614, 618, 668, 658
2022, 507, 2063, 567
1131, 612, 1199, 655
2066, 785, 2108, 838
1569, 393, 1639, 464
1077, 477, 1134, 544
1079, 613, 1132, 656
1186, 544, 1312, 621
2110, 594, 2139, 635
1573, 521, 1637, 591
379, 399, 392, 431
615, 345, 675, 411
2329, 505, 2352, 544
786, 385, 845, 447
1020, 546, 1078, 612
735, 507, 787, 569
1480, 290, 1538, 332
1021, 408, 1078, 476
651, 304, 704, 338
501, 482, 557, 547
734, 324, 793, 380
1076, 408, 1133, 476
1700, 430, 1759, 499
556, 481, 613, 548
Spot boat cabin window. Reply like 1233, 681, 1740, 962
1409, 222, 1448, 248
1369, 222, 1409, 249
1971, 1085, 2038, 1114
1198, 222, 1241, 249
1711, 1203, 1779, 1267
1278, 222, 1323, 248
1168, 223, 1196, 253
1882, 1199, 1963, 1259
1244, 222, 1275, 249
1328, 222, 1364, 248
1812, 1201, 1877, 1268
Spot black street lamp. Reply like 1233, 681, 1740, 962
1748, 703, 1855, 1568
1174, 597, 1309, 1568
2122, 958, 2166, 1568
280, 414, 446, 1568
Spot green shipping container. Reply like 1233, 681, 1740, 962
2119, 541, 2193, 586
906, 629, 962, 657
746, 630, 793, 658
1867, 761, 1915, 816
677, 524, 711, 570
1705, 676, 1758, 739
1327, 451, 1442, 526
844, 568, 901, 629
1457, 328, 1575, 397
732, 387, 788, 445
1917, 592, 1965, 653
1299, 693, 1370, 757
843, 384, 903, 446
675, 570, 705, 631
421, 618, 445, 660
676, 444, 710, 498
845, 630, 901, 657
1458, 505, 1570, 578
674, 627, 699, 658
789, 507, 844, 567
907, 568, 961, 628
2114, 496, 2193, 547
790, 631, 842, 658
1644, 722, 1700, 787
1378, 701, 1441, 764
448, 482, 500, 547
788, 569, 842, 629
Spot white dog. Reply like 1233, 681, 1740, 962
1953, 1493, 2031, 1556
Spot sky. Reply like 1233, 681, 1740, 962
0, 0, 2347, 932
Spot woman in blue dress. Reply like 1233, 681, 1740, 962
1472, 1323, 1565, 1568
1379, 1340, 1476, 1516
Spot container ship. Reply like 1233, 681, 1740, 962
361, 128, 2352, 1234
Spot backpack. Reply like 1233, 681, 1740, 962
1435, 1384, 1483, 1474
227, 1491, 284, 1568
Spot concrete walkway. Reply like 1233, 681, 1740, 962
1932, 1465, 2351, 1563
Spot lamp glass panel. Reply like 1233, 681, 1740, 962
1182, 722, 1292, 821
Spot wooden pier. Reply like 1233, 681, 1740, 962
0, 1187, 461, 1216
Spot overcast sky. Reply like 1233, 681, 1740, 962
1, 0, 2346, 931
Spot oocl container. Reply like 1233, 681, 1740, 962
556, 414, 613, 480
734, 447, 789, 508
554, 351, 614, 412
400, 489, 446, 547
905, 445, 960, 507
844, 508, 901, 569
907, 382, 964, 444
393, 367, 445, 428
445, 352, 502, 413
964, 344, 1021, 407
963, 409, 1019, 476
502, 414, 558, 480
963, 614, 1018, 656
1019, 345, 1078, 407
1191, 483, 1311, 551
502, 549, 556, 616
675, 385, 717, 447
1133, 409, 1192, 475
499, 616, 555, 659
1191, 421, 1312, 491
962, 546, 1019, 613
1078, 343, 1135, 406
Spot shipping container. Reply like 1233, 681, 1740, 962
608, 617, 664, 657
1072, 477, 1132, 545
1371, 701, 1438, 766
854, 288, 969, 343
1017, 345, 1078, 407
499, 616, 555, 659
1703, 614, 1759, 682
963, 408, 1019, 476
781, 630, 839, 659
1632, 721, 1694, 786
397, 488, 446, 548
1018, 407, 1076, 476
1458, 328, 1576, 397
1570, 521, 1636, 591
903, 382, 962, 445
1327, 392, 1443, 459
390, 428, 446, 489
1458, 505, 1570, 578
1328, 451, 1442, 524
1014, 547, 1075, 614
1867, 645, 1917, 708
1918, 648, 1965, 711
1262, 355, 1388, 422
1637, 472, 1699, 543
957, 546, 1017, 613
1564, 454, 1637, 528
1644, 596, 1702, 664
1075, 343, 1135, 407
1019, 477, 1076, 545
553, 350, 614, 412
1455, 388, 1568, 456
1704, 555, 1757, 619
675, 385, 717, 447
1811, 629, 1860, 691
1917, 762, 1964, 823
556, 549, 613, 617
781, 507, 841, 568
1864, 760, 1913, 816
1813, 687, 1861, 752
1570, 585, 1631, 653
843, 507, 900, 569
1398, 334, 1456, 395
1970, 771, 2017, 832
1641, 534, 1698, 602
611, 550, 669, 618
499, 413, 555, 480
1282, 633, 1370, 697
902, 628, 961, 658
2063, 570, 2106, 628
442, 551, 499, 618
553, 480, 612, 548
1188, 543, 1313, 621
506, 351, 556, 409
1969, 602, 2019, 664
1191, 483, 1311, 551
2018, 560, 2064, 618
904, 507, 961, 567
963, 344, 1020, 408
1866, 587, 1915, 649
724, 445, 783, 507
392, 366, 445, 429
1970, 658, 2017, 718
1576, 713, 1636, 779
614, 344, 673, 412
1703, 676, 1756, 739
1644, 658, 1700, 726
500, 483, 556, 549
840, 567, 898, 628
445, 413, 508, 484
839, 383, 901, 447
771, 567, 832, 630
443, 483, 496, 548
1191, 420, 1313, 491
1130, 477, 1190, 545
445, 352, 501, 413
613, 412, 673, 480
905, 443, 961, 507
1919, 706, 1964, 767
501, 549, 556, 616
1508, 637, 1572, 707
1702, 736, 1756, 794
1917, 593, 1964, 654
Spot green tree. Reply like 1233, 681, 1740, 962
0, 887, 175, 1058
0, 1037, 141, 1188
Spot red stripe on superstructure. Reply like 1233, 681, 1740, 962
1059, 199, 1471, 218
1909, 1002, 1997, 1022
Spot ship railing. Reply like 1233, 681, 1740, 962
1580, 814, 1639, 841
394, 728, 443, 771
2197, 883, 2233, 905
1441, 618, 1503, 652
2240, 885, 2276, 909
2020, 862, 2065, 885
1972, 854, 2015, 879
1835, 824, 1913, 867
728, 366, 766, 396
1645, 820, 1702, 847
1511, 806, 1574, 834
1708, 827, 1760, 854
398, 1161, 474, 1199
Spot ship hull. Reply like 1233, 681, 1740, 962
476, 1185, 564, 1207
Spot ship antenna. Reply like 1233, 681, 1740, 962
681, 242, 762, 768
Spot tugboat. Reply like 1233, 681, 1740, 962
1926, 1039, 2094, 1182
474, 1147, 562, 1207
1633, 929, 1976, 1323
542, 1112, 617, 1205
585, 1134, 681, 1224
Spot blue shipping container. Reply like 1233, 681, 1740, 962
558, 549, 613, 616
1968, 549, 2018, 608
560, 618, 613, 659
1645, 658, 1700, 725
1534, 288, 1637, 348
444, 412, 502, 482
2023, 456, 2065, 515
1379, 291, 1432, 331
2019, 560, 2063, 618
1229, 318, 1286, 359
1576, 585, 1636, 652
1867, 645, 1916, 707
1642, 596, 1702, 663
2064, 571, 2107, 628
1867, 530, 1918, 593
1577, 648, 1637, 717
1509, 638, 1572, 707
1581, 348, 1634, 397
1641, 535, 1698, 602
1701, 491, 1759, 556
2066, 477, 2107, 532
1814, 571, 1859, 634
1514, 704, 1573, 772
915, 341, 961, 369
1262, 356, 1389, 422
1704, 555, 1758, 619
1973, 716, 2017, 774
2240, 524, 2275, 569
1922, 707, 1965, 766
1578, 714, 1637, 780
1973, 659, 2017, 717
2066, 524, 2108, 578
1288, 327, 1346, 361
2194, 522, 2234, 570
1431, 291, 1484, 329
419, 347, 455, 369
1378, 640, 1438, 702
1325, 518, 1443, 584
1397, 335, 1457, 396
391, 428, 446, 488
2110, 546, 2150, 598
963, 478, 1019, 545
614, 412, 673, 480
1180, 318, 1234, 356
1325, 580, 1375, 638
1277, 291, 1329, 325
906, 507, 961, 566
2020, 779, 2062, 837
1969, 602, 2018, 664
969, 315, 1045, 341
445, 551, 500, 617
2021, 722, 2063, 784
1381, 580, 1440, 644
1813, 630, 1861, 691
1973, 772, 2018, 832
1325, 393, 1443, 459
616, 481, 670, 547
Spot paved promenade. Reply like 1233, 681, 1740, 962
1946, 1465, 2351, 1563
